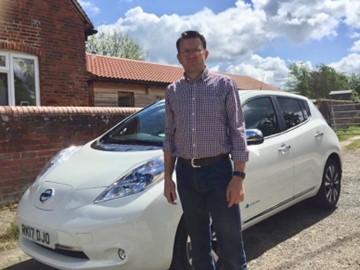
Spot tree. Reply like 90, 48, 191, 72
287, 64, 360, 100
86, 31, 144, 60
349, 74, 360, 96
286, 63, 311, 96
310, 65, 340, 98
349, 74, 360, 102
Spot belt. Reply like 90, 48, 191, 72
178, 154, 229, 168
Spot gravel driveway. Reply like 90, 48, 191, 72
244, 147, 360, 270
1, 147, 359, 270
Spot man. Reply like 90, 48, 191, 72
163, 30, 249, 270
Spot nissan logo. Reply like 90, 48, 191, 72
39, 189, 55, 203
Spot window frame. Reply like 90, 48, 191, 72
0, 52, 10, 105
242, 95, 283, 138
0, 52, 9, 70
298, 99, 311, 120
117, 91, 134, 107
0, 51, 40, 106
274, 96, 311, 132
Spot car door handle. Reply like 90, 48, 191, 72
315, 131, 324, 138
278, 144, 291, 153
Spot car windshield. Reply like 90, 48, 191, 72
100, 101, 165, 147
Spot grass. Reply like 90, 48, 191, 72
0, 204, 19, 252
345, 139, 360, 151
4, 222, 19, 240
335, 126, 360, 141
0, 222, 19, 252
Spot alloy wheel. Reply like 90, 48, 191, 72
324, 163, 341, 204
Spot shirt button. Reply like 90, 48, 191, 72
193, 144, 196, 147
192, 113, 195, 116
192, 128, 195, 131
192, 97, 195, 101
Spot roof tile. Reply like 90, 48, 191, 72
86, 53, 279, 90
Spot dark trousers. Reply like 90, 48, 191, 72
176, 157, 248, 270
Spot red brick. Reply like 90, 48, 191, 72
0, 0, 92, 106
0, 107, 134, 205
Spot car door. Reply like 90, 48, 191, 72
241, 96, 294, 224
275, 97, 324, 198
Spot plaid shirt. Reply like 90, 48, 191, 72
163, 68, 249, 162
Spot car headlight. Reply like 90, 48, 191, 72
30, 146, 81, 191
94, 157, 164, 203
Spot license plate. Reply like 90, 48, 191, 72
21, 224, 53, 249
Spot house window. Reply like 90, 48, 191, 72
0, 55, 6, 67
118, 92, 134, 107
0, 51, 40, 106
0, 73, 9, 105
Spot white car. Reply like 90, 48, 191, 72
16, 90, 342, 270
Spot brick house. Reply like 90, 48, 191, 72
0, 0, 96, 106
86, 53, 279, 107
0, 0, 278, 108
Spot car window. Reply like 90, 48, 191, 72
243, 97, 280, 137
299, 99, 311, 120
277, 97, 307, 129
100, 101, 165, 146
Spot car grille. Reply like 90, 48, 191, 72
35, 243, 90, 260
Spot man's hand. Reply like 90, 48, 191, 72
164, 179, 177, 205
226, 177, 245, 208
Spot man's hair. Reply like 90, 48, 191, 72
176, 30, 207, 52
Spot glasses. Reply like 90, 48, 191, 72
179, 48, 204, 56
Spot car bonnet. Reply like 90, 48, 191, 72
39, 143, 163, 189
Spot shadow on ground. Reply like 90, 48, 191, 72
4, 259, 57, 270
243, 199, 334, 261
4, 199, 334, 270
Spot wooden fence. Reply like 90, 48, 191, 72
316, 99, 360, 129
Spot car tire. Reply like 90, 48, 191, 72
315, 157, 341, 209
169, 215, 221, 270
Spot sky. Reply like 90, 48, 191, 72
78, 0, 360, 89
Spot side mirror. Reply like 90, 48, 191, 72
246, 129, 264, 145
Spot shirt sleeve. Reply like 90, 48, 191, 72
225, 79, 249, 162
163, 85, 176, 154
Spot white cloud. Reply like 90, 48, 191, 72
332, 39, 360, 74
330, 53, 360, 75
350, 32, 360, 39
351, 40, 360, 52
290, 60, 314, 71
78, 0, 100, 15
255, 0, 360, 42
222, 54, 290, 88
344, 0, 360, 28
251, 0, 271, 10
98, 4, 269, 64
255, 0, 347, 42
93, 0, 360, 89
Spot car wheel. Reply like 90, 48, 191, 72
169, 215, 221, 270
316, 158, 341, 209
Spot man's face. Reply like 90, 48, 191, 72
177, 37, 209, 75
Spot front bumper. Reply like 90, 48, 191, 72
16, 184, 181, 270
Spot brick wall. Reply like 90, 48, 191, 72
0, 0, 92, 106
0, 106, 138, 206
